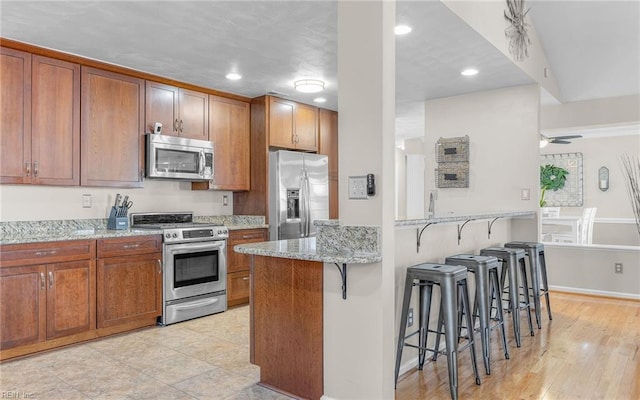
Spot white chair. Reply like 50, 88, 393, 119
551, 207, 597, 244
541, 207, 560, 218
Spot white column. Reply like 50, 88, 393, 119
323, 1, 396, 399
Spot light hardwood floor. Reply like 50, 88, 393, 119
395, 291, 640, 400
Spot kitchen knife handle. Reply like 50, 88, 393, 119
25, 161, 31, 176
48, 271, 53, 289
33, 161, 38, 177
40, 272, 45, 290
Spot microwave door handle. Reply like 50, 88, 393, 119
199, 150, 205, 177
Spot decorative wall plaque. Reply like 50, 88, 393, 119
436, 161, 469, 188
436, 135, 469, 163
540, 152, 583, 206
436, 135, 469, 188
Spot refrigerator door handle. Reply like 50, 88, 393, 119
300, 169, 311, 237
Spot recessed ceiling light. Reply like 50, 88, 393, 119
294, 79, 325, 93
313, 97, 326, 103
226, 72, 242, 80
461, 68, 479, 76
394, 25, 412, 35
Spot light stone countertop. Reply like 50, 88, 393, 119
0, 215, 268, 246
234, 237, 382, 264
395, 210, 537, 228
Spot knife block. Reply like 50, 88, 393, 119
107, 207, 128, 230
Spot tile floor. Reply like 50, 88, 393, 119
0, 305, 292, 400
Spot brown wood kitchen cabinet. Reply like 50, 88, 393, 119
268, 96, 318, 151
81, 67, 145, 187
96, 235, 163, 331
0, 240, 96, 360
227, 228, 268, 307
318, 108, 339, 219
192, 95, 250, 191
1, 47, 80, 185
145, 81, 209, 140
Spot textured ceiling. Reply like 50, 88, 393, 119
1, 1, 637, 142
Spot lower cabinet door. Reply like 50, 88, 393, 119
97, 253, 162, 328
227, 271, 250, 307
0, 265, 46, 350
46, 260, 96, 340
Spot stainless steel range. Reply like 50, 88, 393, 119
131, 212, 228, 325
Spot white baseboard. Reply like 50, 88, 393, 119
550, 285, 640, 300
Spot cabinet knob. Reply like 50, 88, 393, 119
48, 271, 54, 288
25, 161, 31, 177
33, 161, 39, 177
40, 272, 45, 290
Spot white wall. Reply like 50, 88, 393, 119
323, 2, 396, 399
425, 85, 541, 214
394, 84, 540, 375
540, 134, 640, 219
0, 180, 232, 221
541, 95, 640, 130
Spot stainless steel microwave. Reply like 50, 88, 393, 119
146, 134, 213, 181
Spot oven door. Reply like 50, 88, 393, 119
164, 240, 226, 302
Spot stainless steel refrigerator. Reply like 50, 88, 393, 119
269, 150, 329, 240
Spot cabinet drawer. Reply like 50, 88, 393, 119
228, 229, 268, 243
228, 229, 267, 273
97, 235, 162, 258
227, 270, 250, 306
0, 240, 95, 267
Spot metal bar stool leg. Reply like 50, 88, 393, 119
539, 250, 553, 321
395, 271, 415, 386
490, 268, 509, 360
519, 257, 535, 336
460, 280, 481, 386
432, 305, 444, 361
474, 265, 492, 375
505, 254, 521, 347
418, 282, 433, 369
441, 278, 460, 400
528, 249, 543, 329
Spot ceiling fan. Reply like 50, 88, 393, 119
539, 134, 583, 148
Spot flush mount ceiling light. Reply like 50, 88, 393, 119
225, 72, 242, 80
461, 68, 479, 76
313, 97, 326, 103
294, 79, 325, 93
394, 25, 412, 35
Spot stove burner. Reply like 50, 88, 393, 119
130, 212, 228, 243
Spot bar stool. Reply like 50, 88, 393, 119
479, 247, 535, 347
504, 241, 552, 328
395, 263, 481, 400
443, 255, 509, 375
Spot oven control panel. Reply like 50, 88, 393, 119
163, 226, 229, 243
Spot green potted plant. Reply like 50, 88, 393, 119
540, 164, 569, 207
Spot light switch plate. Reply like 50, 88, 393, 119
521, 188, 530, 200
82, 194, 92, 208
348, 176, 368, 199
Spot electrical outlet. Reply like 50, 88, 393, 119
223, 195, 228, 206
615, 263, 623, 274
82, 194, 92, 208
348, 176, 368, 199
407, 307, 414, 327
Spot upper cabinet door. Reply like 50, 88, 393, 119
81, 67, 145, 187
145, 82, 208, 140
179, 89, 208, 140
294, 103, 318, 152
31, 55, 80, 186
0, 47, 31, 184
269, 97, 295, 148
209, 95, 250, 191
145, 81, 179, 135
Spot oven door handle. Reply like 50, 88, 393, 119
165, 242, 225, 255
174, 297, 219, 310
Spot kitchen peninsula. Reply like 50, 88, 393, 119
234, 221, 380, 400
